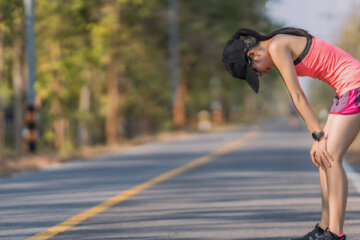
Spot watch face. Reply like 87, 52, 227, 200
312, 132, 319, 140
312, 132, 317, 139
312, 131, 324, 140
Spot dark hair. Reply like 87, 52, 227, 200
234, 27, 313, 52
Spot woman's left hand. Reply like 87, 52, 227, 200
310, 136, 334, 170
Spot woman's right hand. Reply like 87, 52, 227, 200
310, 137, 334, 171
310, 141, 322, 169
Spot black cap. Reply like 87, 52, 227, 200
222, 36, 259, 93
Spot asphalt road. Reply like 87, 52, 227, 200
1, 117, 360, 240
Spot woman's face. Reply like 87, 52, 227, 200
247, 47, 274, 76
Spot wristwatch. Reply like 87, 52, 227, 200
312, 131, 324, 141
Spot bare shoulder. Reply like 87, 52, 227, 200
269, 34, 294, 50
268, 34, 290, 56
269, 34, 307, 60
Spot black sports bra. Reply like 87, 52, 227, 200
293, 36, 313, 65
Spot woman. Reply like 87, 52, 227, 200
222, 27, 360, 240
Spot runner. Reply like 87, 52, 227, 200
222, 27, 360, 240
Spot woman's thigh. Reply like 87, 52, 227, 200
323, 114, 335, 136
325, 113, 360, 161
319, 114, 336, 175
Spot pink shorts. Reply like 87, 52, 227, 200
329, 87, 360, 115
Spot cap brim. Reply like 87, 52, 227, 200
245, 64, 259, 93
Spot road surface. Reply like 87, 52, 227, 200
1, 117, 360, 240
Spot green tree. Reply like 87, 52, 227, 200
1, 0, 286, 157
0, 0, 26, 155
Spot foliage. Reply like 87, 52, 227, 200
0, 0, 285, 154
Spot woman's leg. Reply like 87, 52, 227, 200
319, 168, 329, 229
318, 114, 335, 230
325, 112, 360, 235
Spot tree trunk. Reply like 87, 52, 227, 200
53, 98, 66, 151
78, 85, 90, 147
12, 34, 24, 156
53, 117, 67, 150
172, 75, 187, 128
0, 32, 4, 155
105, 57, 119, 145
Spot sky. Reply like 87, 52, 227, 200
266, 0, 360, 93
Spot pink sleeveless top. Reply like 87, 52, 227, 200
293, 37, 360, 96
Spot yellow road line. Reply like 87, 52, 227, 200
27, 130, 260, 240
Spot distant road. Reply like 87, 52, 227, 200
1, 116, 360, 240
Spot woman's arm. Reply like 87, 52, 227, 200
268, 36, 322, 134
268, 35, 334, 169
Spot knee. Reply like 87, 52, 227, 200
326, 146, 344, 163
327, 144, 344, 162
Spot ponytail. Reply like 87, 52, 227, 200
234, 27, 313, 51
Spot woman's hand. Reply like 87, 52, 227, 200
310, 136, 334, 171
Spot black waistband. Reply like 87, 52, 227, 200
293, 36, 313, 65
